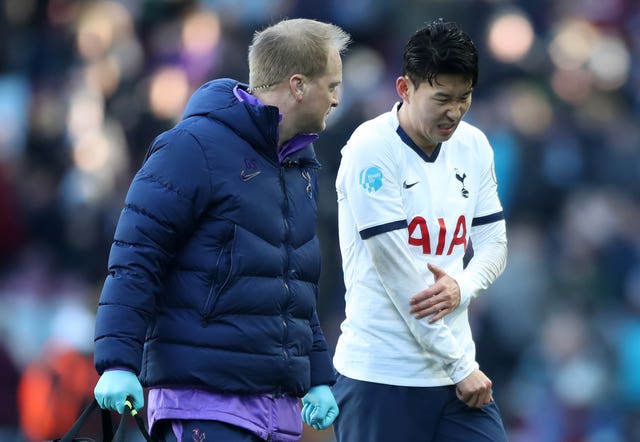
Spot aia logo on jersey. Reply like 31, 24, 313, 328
408, 215, 467, 255
360, 166, 383, 192
455, 168, 469, 198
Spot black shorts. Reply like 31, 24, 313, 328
153, 419, 265, 442
332, 374, 508, 442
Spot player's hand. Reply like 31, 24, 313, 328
301, 385, 339, 430
455, 369, 493, 408
409, 263, 461, 322
94, 369, 144, 414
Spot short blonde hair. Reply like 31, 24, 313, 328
248, 18, 351, 89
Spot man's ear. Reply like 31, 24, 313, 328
289, 75, 305, 100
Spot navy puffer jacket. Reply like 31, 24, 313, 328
94, 79, 336, 397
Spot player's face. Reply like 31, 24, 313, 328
398, 74, 473, 153
296, 48, 343, 134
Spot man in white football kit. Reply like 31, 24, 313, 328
332, 19, 509, 441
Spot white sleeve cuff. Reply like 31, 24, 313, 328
448, 355, 479, 384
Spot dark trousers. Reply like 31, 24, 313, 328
332, 374, 508, 442
153, 419, 265, 442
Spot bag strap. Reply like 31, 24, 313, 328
57, 398, 154, 442
58, 399, 111, 442
114, 400, 154, 442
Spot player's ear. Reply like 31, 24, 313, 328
396, 76, 411, 102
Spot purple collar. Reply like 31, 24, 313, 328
234, 85, 318, 163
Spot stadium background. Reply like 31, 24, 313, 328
0, 0, 639, 441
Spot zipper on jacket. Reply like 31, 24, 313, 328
301, 169, 313, 199
279, 167, 292, 362
202, 224, 236, 326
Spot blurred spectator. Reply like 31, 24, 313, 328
17, 300, 98, 442
0, 336, 20, 441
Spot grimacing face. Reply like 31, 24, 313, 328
398, 73, 473, 153
296, 48, 343, 134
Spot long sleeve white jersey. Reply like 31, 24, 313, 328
333, 102, 507, 387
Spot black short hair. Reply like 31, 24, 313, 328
402, 19, 478, 88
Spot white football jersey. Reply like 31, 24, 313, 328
334, 102, 505, 386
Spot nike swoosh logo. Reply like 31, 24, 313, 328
403, 180, 419, 189
240, 170, 262, 181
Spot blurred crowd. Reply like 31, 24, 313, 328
0, 0, 639, 441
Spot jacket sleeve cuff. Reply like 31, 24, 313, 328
309, 351, 337, 387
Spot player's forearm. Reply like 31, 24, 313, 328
457, 220, 507, 307
364, 230, 478, 382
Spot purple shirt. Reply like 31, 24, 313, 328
147, 84, 319, 442
234, 86, 318, 162
148, 388, 301, 441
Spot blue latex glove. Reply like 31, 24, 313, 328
301, 385, 339, 430
94, 369, 144, 414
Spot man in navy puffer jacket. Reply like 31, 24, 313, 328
92, 18, 351, 442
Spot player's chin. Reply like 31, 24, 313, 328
311, 119, 327, 133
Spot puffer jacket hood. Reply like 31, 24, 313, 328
182, 78, 280, 163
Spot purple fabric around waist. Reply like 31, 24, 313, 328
147, 388, 302, 442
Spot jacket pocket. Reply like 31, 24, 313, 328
202, 224, 236, 321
